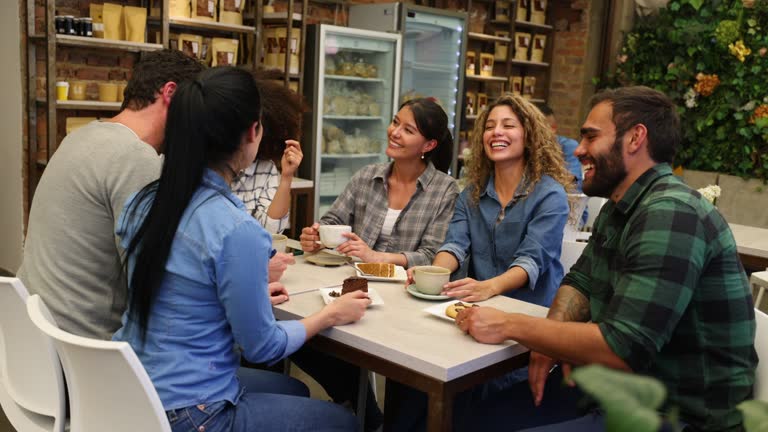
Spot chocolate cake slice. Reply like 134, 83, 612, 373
341, 276, 368, 294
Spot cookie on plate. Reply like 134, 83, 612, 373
445, 302, 479, 319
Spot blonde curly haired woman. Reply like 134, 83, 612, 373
395, 94, 575, 431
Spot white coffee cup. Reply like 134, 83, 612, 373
412, 265, 451, 295
271, 234, 288, 253
318, 225, 352, 248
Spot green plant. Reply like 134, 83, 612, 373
606, 0, 768, 180
570, 364, 768, 432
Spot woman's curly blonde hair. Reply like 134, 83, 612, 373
465, 93, 575, 205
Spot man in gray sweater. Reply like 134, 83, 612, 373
18, 50, 204, 339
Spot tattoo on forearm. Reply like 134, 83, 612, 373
548, 285, 590, 322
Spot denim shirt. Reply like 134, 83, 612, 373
439, 174, 568, 307
114, 169, 306, 411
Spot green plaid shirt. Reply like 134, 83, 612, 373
564, 164, 757, 432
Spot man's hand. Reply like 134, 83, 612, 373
455, 306, 511, 344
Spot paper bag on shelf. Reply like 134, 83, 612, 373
531, 34, 547, 63
89, 4, 104, 38
517, 0, 530, 22
179, 33, 203, 59
212, 38, 239, 66
466, 92, 476, 116
192, 0, 217, 22
523, 76, 536, 99
466, 51, 477, 75
494, 31, 509, 61
479, 53, 494, 77
102, 3, 124, 41
123, 6, 147, 43
494, 1, 511, 22
477, 93, 488, 113
66, 117, 97, 135
264, 27, 279, 69
514, 32, 531, 61
510, 76, 523, 95
531, 0, 548, 25
219, 0, 246, 25
169, 0, 192, 18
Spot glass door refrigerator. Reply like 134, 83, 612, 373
349, 3, 467, 176
302, 24, 402, 220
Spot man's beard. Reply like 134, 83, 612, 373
582, 135, 627, 198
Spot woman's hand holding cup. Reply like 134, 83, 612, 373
300, 222, 324, 253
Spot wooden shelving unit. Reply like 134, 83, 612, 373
56, 34, 164, 52
56, 100, 122, 111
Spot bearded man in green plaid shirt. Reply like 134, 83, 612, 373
455, 86, 757, 432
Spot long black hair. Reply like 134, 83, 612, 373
399, 98, 453, 173
123, 67, 262, 337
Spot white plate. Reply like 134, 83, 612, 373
305, 252, 351, 267
423, 300, 472, 322
354, 263, 408, 282
406, 284, 452, 301
319, 287, 384, 306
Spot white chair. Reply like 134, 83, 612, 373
584, 197, 609, 231
0, 277, 66, 432
754, 308, 767, 401
26, 295, 171, 432
751, 270, 767, 311
560, 240, 588, 273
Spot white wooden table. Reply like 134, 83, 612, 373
729, 223, 768, 270
274, 257, 547, 432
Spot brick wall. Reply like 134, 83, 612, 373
547, 0, 602, 140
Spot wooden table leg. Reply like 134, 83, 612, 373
426, 385, 452, 432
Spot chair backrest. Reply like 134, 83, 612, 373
584, 197, 608, 230
560, 240, 588, 273
26, 295, 171, 432
755, 308, 768, 402
0, 277, 66, 432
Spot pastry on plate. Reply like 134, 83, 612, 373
357, 262, 395, 278
445, 302, 479, 319
330, 276, 369, 297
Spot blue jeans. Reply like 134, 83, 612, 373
166, 367, 356, 432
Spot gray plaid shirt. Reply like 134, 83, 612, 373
320, 162, 459, 267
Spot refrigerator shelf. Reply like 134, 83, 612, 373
404, 61, 457, 74
325, 75, 386, 83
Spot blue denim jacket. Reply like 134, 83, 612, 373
114, 169, 305, 411
439, 174, 568, 307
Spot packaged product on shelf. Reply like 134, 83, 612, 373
219, 0, 245, 25
275, 27, 300, 74
202, 37, 213, 65
479, 53, 494, 77
169, 33, 180, 51
69, 81, 87, 101
522, 76, 536, 99
494, 1, 510, 22
123, 6, 147, 43
466, 51, 477, 75
192, 0, 217, 22
179, 33, 203, 59
494, 31, 509, 61
510, 76, 523, 95
264, 27, 279, 69
66, 117, 97, 135
211, 38, 239, 66
102, 3, 124, 41
157, 0, 192, 18
531, 0, 548, 25
514, 32, 531, 61
531, 34, 547, 63
98, 82, 119, 102
117, 82, 127, 102
477, 93, 488, 113
517, 0, 530, 22
466, 91, 476, 116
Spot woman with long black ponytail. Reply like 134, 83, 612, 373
114, 67, 367, 432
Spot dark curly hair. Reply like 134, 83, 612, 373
252, 72, 305, 164
121, 49, 205, 111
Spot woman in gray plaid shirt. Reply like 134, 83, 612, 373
295, 98, 459, 431
300, 98, 460, 268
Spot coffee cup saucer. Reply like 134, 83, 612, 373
406, 284, 452, 301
